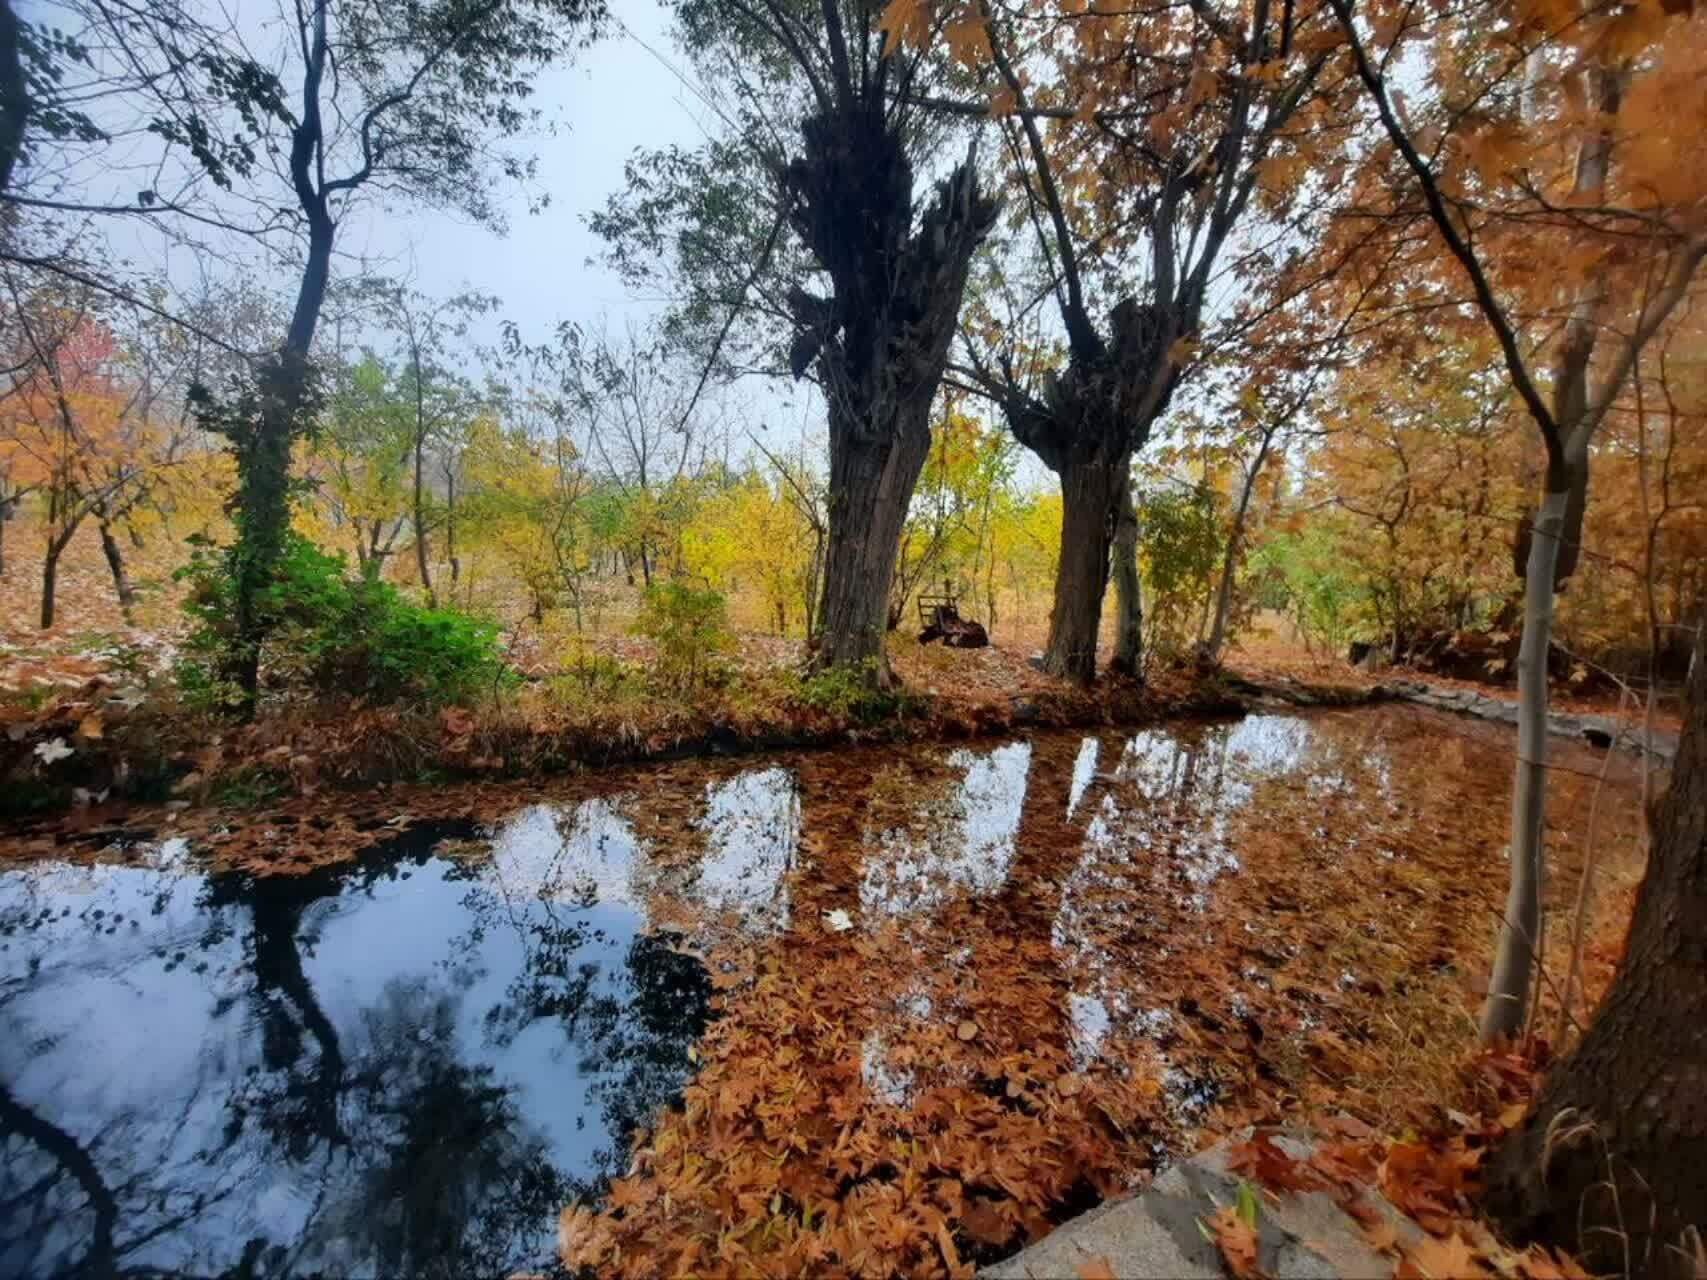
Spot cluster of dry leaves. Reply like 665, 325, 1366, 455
1172, 1071, 1593, 1280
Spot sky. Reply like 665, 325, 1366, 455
331, 1, 825, 451
343, 3, 692, 344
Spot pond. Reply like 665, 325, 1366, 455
0, 706, 1644, 1278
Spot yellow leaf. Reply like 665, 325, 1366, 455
78, 713, 104, 740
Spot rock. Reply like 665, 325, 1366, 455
1386, 681, 1676, 762
982, 1130, 1422, 1280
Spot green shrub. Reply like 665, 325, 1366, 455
796, 660, 910, 724
633, 580, 730, 690
175, 533, 510, 709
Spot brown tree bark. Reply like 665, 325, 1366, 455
815, 408, 934, 678
1044, 452, 1128, 684
97, 515, 136, 622
1482, 646, 1707, 1277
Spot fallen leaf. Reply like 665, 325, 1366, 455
1076, 1258, 1118, 1280
956, 1019, 979, 1042
1203, 1203, 1265, 1279
78, 713, 104, 739
823, 908, 854, 933
1398, 1232, 1490, 1279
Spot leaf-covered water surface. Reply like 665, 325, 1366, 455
0, 706, 1644, 1278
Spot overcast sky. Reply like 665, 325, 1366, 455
327, 1, 822, 450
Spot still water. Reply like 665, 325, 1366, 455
0, 708, 1639, 1278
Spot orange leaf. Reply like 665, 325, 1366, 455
1359, 1211, 1400, 1255
1077, 1258, 1118, 1280
1398, 1232, 1490, 1279
1206, 1204, 1265, 1279
877, 0, 931, 49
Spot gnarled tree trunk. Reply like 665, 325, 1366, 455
787, 109, 997, 687
1482, 638, 1707, 1277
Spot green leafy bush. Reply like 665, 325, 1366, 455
176, 533, 510, 709
633, 580, 731, 690
796, 660, 910, 723
1138, 486, 1223, 664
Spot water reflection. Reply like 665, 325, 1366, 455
695, 767, 798, 933
0, 820, 710, 1279
860, 741, 1032, 915
3, 707, 1631, 1274
1049, 718, 1323, 1086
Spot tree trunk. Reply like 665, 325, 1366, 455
814, 407, 934, 684
1482, 639, 1707, 1277
1044, 453, 1128, 685
446, 474, 460, 585
413, 409, 434, 606
40, 544, 58, 629
1207, 446, 1271, 665
226, 42, 336, 718
1482, 484, 1570, 1042
228, 351, 313, 713
98, 517, 135, 622
1110, 480, 1142, 677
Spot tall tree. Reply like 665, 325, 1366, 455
10, 0, 606, 711
928, 0, 1338, 682
1328, 0, 1707, 1041
595, 0, 998, 685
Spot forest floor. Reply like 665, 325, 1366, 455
1, 516, 1671, 825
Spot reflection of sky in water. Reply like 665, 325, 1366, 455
0, 829, 709, 1279
860, 741, 1032, 915
861, 1028, 916, 1106
485, 798, 650, 913
1066, 737, 1100, 820
695, 767, 798, 932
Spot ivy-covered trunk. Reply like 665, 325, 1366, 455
224, 198, 332, 715
1045, 451, 1129, 684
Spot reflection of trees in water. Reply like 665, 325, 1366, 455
0, 1083, 118, 1279
287, 980, 568, 1280
466, 889, 713, 1199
